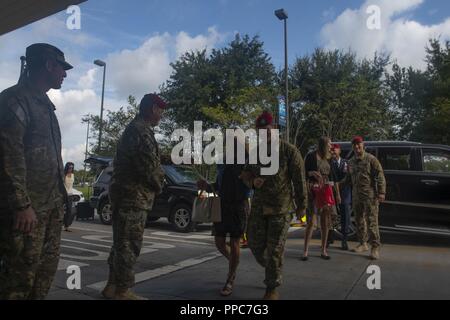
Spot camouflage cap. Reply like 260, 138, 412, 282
26, 43, 73, 70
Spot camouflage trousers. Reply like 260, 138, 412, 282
353, 198, 381, 248
247, 208, 291, 289
107, 206, 148, 289
0, 204, 63, 300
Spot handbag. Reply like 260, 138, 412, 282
312, 182, 336, 209
192, 189, 222, 223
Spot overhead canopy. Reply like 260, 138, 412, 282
0, 0, 87, 36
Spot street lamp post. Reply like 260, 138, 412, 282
83, 118, 90, 186
275, 8, 289, 143
94, 59, 106, 153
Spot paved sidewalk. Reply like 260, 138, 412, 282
47, 228, 450, 300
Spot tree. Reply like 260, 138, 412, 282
289, 49, 394, 153
385, 64, 430, 140
386, 39, 450, 145
417, 39, 450, 144
82, 95, 139, 157
159, 34, 278, 178
160, 34, 278, 132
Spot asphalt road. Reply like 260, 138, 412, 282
47, 216, 450, 300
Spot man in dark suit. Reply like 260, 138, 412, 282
331, 144, 352, 250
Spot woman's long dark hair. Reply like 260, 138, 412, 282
317, 137, 331, 160
64, 162, 75, 175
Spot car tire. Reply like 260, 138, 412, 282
170, 203, 195, 233
99, 200, 113, 225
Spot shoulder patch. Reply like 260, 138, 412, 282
7, 98, 28, 125
1, 95, 29, 127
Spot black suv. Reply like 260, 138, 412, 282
336, 141, 450, 236
90, 163, 200, 232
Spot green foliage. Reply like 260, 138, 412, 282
386, 39, 450, 145
82, 95, 139, 157
80, 36, 450, 169
289, 49, 393, 153
385, 64, 430, 140
419, 40, 450, 144
160, 34, 277, 132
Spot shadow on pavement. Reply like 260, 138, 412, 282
289, 227, 450, 248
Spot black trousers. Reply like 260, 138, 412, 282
63, 197, 75, 228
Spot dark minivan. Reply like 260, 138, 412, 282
89, 163, 200, 232
336, 141, 450, 236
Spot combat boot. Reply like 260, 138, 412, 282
370, 246, 380, 260
101, 273, 116, 299
352, 243, 369, 253
263, 288, 279, 300
101, 283, 116, 299
114, 288, 148, 300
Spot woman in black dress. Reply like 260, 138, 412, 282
197, 139, 251, 296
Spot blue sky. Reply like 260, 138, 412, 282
59, 0, 450, 67
0, 0, 449, 166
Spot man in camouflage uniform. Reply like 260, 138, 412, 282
340, 136, 386, 260
0, 43, 72, 299
242, 111, 307, 300
102, 94, 167, 300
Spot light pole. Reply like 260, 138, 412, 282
275, 8, 289, 143
94, 59, 106, 153
83, 118, 90, 186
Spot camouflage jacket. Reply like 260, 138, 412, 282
244, 140, 307, 215
0, 79, 66, 215
341, 151, 386, 201
109, 114, 164, 210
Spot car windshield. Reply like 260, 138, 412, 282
163, 165, 199, 184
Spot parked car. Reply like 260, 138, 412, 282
90, 163, 200, 232
332, 141, 450, 237
67, 188, 85, 214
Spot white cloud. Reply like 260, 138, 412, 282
175, 26, 226, 57
0, 61, 20, 90
106, 33, 173, 99
320, 0, 450, 70
48, 89, 125, 169
77, 68, 98, 89
1, 16, 227, 166
62, 144, 87, 169
105, 27, 227, 100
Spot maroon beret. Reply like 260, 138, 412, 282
332, 144, 341, 150
140, 93, 168, 109
352, 136, 364, 145
256, 111, 274, 128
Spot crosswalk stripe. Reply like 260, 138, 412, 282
151, 231, 212, 240
70, 226, 214, 246
57, 258, 89, 271
87, 252, 222, 291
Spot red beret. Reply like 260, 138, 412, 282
352, 136, 364, 144
332, 144, 341, 150
256, 111, 273, 128
140, 93, 168, 109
